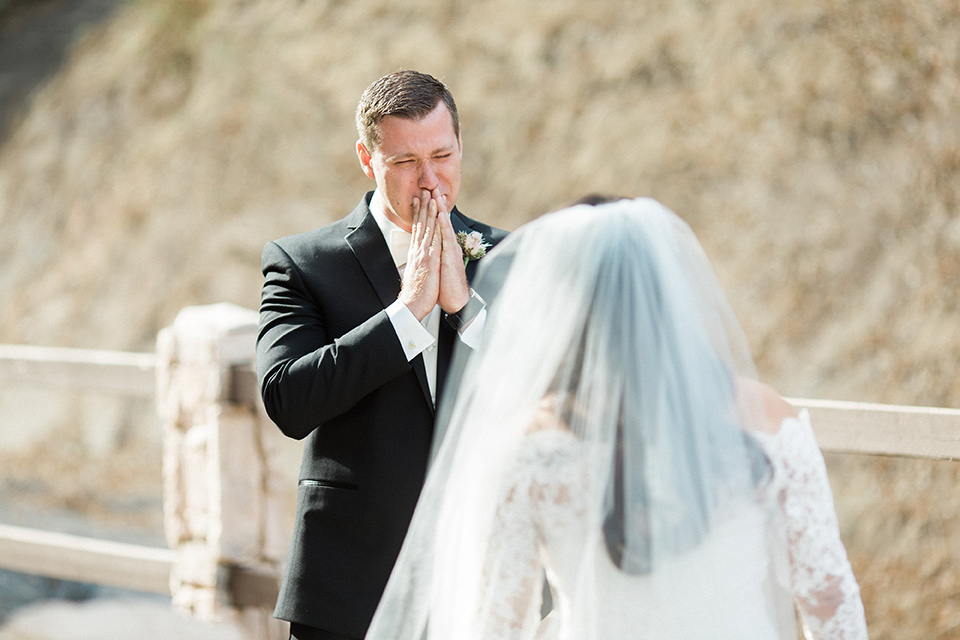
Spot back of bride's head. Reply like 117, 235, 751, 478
470, 197, 768, 566
476, 197, 742, 421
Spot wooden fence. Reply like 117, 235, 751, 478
0, 303, 290, 640
1, 303, 959, 639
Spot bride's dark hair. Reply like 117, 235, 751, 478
601, 401, 772, 575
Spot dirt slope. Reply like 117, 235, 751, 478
0, 0, 958, 636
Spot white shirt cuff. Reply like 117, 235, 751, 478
457, 307, 486, 350
386, 299, 436, 361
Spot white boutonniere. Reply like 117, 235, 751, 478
456, 231, 490, 267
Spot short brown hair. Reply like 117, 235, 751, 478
355, 70, 460, 151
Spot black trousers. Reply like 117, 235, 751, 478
289, 622, 359, 640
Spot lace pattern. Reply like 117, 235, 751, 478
483, 412, 868, 640
758, 410, 868, 639
484, 430, 585, 640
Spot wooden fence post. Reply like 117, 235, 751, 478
156, 303, 288, 640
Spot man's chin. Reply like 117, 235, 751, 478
384, 209, 414, 231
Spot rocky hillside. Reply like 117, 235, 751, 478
0, 0, 958, 637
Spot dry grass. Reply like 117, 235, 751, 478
0, 0, 958, 636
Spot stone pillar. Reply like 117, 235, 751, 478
156, 303, 290, 640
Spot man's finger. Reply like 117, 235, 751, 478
438, 210, 460, 251
426, 198, 440, 245
411, 197, 422, 243
432, 190, 449, 216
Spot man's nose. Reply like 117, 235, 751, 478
418, 161, 439, 190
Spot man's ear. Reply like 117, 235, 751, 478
357, 140, 376, 180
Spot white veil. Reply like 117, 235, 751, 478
366, 198, 798, 640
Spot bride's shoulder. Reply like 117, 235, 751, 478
736, 378, 798, 435
512, 397, 581, 465
526, 395, 574, 435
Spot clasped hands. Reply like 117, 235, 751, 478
399, 189, 470, 321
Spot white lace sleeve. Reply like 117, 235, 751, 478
482, 430, 584, 640
482, 443, 548, 639
764, 410, 869, 639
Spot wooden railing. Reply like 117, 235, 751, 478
792, 397, 960, 460
0, 343, 156, 396
0, 304, 291, 640
1, 304, 959, 638
0, 522, 174, 596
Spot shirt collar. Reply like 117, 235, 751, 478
369, 190, 405, 245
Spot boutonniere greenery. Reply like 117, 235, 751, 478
456, 231, 491, 267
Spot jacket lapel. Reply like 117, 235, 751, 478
344, 200, 401, 309
345, 196, 434, 412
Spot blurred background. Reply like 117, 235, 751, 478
0, 0, 958, 637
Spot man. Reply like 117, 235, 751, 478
256, 70, 507, 640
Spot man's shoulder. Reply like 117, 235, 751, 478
264, 195, 371, 261
271, 217, 350, 250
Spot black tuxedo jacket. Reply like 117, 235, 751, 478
256, 192, 507, 638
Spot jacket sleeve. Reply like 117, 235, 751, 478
256, 240, 411, 440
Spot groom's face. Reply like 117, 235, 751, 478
357, 101, 462, 232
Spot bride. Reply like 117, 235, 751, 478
364, 198, 868, 639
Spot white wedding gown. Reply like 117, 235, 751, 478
486, 410, 868, 640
